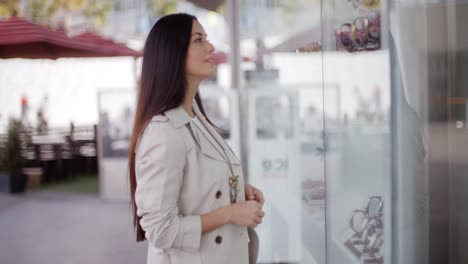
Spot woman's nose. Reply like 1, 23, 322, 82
207, 41, 215, 53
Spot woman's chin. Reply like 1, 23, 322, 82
203, 68, 216, 79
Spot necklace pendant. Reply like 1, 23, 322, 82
229, 175, 239, 189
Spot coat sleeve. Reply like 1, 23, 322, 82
134, 121, 201, 250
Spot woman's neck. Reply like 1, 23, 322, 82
182, 78, 200, 118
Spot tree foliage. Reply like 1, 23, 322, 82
0, 0, 113, 29
0, 0, 19, 17
147, 0, 179, 18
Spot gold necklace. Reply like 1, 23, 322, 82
191, 117, 240, 203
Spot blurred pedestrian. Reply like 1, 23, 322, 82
20, 94, 30, 128
128, 13, 264, 264
37, 95, 49, 134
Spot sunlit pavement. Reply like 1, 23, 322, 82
0, 192, 147, 264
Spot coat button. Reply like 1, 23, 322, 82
215, 235, 223, 244
215, 190, 222, 199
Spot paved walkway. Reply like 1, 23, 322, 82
0, 191, 147, 264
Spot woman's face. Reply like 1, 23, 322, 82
186, 20, 216, 80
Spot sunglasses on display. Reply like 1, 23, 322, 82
336, 1, 381, 52
345, 196, 384, 263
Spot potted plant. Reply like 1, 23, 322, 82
0, 119, 26, 194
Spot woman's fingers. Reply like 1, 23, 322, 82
245, 184, 255, 200
254, 216, 263, 224
250, 201, 265, 218
239, 200, 265, 227
254, 201, 262, 209
246, 184, 258, 201
247, 185, 265, 205
257, 210, 265, 218
254, 190, 265, 205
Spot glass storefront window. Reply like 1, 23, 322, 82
239, 1, 325, 263
321, 0, 389, 263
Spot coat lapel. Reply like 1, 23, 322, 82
192, 101, 239, 165
163, 102, 239, 165
190, 119, 228, 163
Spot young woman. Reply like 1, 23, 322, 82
128, 13, 265, 264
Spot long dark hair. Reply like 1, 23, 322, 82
129, 13, 213, 242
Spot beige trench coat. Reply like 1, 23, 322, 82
134, 101, 249, 264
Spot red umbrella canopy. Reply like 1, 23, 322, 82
0, 17, 142, 59
70, 32, 142, 57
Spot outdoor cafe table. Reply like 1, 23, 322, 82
31, 134, 66, 182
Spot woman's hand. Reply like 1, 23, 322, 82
245, 183, 265, 205
227, 201, 265, 228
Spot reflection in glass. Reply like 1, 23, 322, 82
255, 95, 293, 139
390, 1, 468, 264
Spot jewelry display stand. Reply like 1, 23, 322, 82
344, 196, 384, 264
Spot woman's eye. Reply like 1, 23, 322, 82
195, 38, 202, 43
